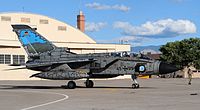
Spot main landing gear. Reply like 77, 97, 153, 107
67, 81, 76, 89
85, 78, 94, 88
66, 79, 94, 89
131, 74, 139, 89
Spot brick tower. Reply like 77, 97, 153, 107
77, 11, 85, 32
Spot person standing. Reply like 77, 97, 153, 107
188, 68, 193, 85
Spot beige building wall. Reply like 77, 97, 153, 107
0, 12, 96, 43
0, 12, 130, 80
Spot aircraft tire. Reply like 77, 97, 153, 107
132, 84, 139, 89
85, 80, 94, 88
67, 81, 76, 89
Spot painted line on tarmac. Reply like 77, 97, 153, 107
20, 90, 69, 110
0, 90, 69, 110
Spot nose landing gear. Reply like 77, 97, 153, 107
132, 83, 139, 88
131, 74, 139, 89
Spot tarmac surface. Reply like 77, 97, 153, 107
0, 78, 200, 110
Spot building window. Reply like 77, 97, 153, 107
5, 55, 11, 64
40, 19, 49, 24
0, 54, 25, 65
0, 54, 4, 64
1, 16, 11, 21
12, 55, 25, 65
19, 55, 25, 65
21, 17, 30, 23
0, 54, 11, 64
58, 26, 67, 31
13, 55, 18, 65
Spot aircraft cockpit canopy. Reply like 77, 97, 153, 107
110, 52, 130, 57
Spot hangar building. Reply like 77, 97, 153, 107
0, 12, 130, 80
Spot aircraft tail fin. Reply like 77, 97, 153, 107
12, 25, 56, 55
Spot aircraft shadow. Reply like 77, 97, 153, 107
0, 85, 156, 90
76, 86, 156, 89
0, 85, 62, 89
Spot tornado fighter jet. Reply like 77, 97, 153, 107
12, 25, 179, 89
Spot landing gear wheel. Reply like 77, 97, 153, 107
131, 74, 140, 89
85, 80, 94, 88
67, 81, 76, 89
132, 83, 139, 89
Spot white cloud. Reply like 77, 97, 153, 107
115, 36, 145, 42
141, 49, 160, 54
85, 22, 107, 32
116, 36, 151, 46
112, 5, 130, 12
113, 19, 197, 38
85, 2, 130, 12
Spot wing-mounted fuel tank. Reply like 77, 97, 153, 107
30, 64, 89, 80
30, 70, 88, 80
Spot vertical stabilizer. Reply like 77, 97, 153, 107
12, 25, 56, 55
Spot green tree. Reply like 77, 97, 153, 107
160, 38, 200, 69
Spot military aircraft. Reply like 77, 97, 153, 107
12, 25, 179, 89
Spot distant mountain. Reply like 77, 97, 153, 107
131, 45, 161, 53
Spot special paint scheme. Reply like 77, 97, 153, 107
12, 25, 179, 89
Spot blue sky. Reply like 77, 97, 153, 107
0, 0, 199, 46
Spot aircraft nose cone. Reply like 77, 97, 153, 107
159, 62, 179, 74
